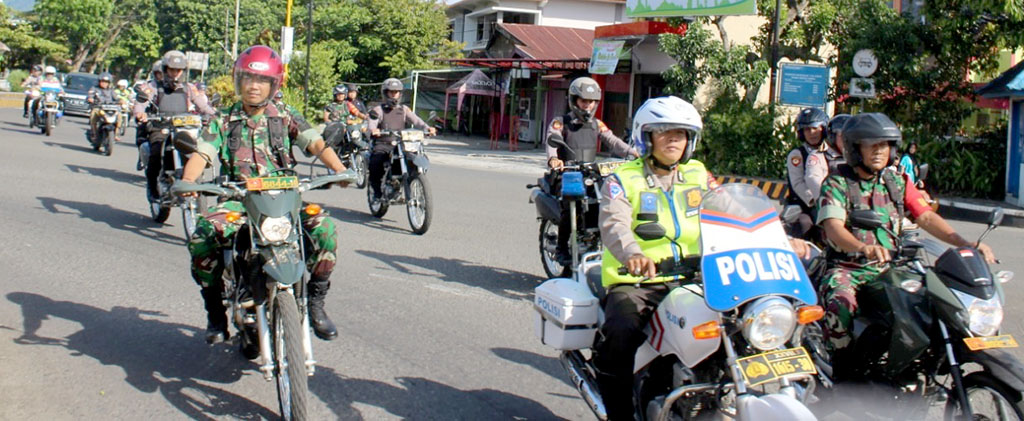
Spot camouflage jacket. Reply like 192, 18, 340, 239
816, 167, 907, 258
196, 101, 320, 180
324, 102, 349, 123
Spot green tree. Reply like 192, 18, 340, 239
33, 0, 112, 71
0, 5, 67, 69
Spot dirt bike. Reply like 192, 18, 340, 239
797, 208, 1023, 420
367, 128, 433, 235
527, 159, 624, 279
535, 183, 821, 420
172, 168, 357, 421
147, 114, 206, 242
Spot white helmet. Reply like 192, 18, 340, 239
117, 79, 128, 88
630, 96, 703, 164
44, 66, 56, 75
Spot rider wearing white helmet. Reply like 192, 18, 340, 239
594, 96, 716, 420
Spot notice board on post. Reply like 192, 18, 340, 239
778, 63, 829, 108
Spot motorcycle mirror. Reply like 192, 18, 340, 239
547, 134, 577, 161
848, 209, 884, 230
780, 205, 802, 224
368, 110, 379, 120
634, 222, 667, 241
988, 208, 1004, 228
917, 163, 929, 182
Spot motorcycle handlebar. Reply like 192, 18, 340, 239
616, 256, 702, 279
171, 170, 359, 198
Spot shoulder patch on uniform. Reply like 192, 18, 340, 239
597, 120, 609, 132
791, 156, 802, 167
608, 179, 623, 200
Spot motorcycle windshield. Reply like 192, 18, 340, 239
699, 184, 816, 312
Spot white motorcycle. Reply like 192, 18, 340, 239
535, 183, 822, 420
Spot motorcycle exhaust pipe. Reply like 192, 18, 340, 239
300, 295, 316, 376
560, 351, 608, 421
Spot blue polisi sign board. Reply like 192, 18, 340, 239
778, 63, 830, 108
701, 248, 817, 312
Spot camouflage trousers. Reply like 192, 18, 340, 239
187, 200, 338, 288
822, 263, 883, 350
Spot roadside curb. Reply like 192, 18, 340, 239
937, 198, 1024, 228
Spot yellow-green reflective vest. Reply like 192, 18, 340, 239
601, 159, 709, 287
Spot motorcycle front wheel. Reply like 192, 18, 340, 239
150, 180, 171, 223
353, 153, 368, 190
45, 113, 53, 136
273, 290, 309, 421
539, 219, 570, 278
406, 174, 432, 235
103, 129, 113, 156
367, 182, 389, 218
181, 195, 205, 243
945, 372, 1024, 421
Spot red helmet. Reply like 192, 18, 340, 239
233, 45, 284, 107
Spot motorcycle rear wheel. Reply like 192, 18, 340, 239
539, 219, 570, 278
945, 372, 1024, 421
273, 291, 309, 421
406, 174, 432, 235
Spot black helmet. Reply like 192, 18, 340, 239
31, 64, 42, 72
826, 113, 852, 151
567, 77, 602, 122
380, 78, 404, 108
99, 72, 113, 83
347, 83, 359, 92
195, 82, 206, 91
796, 107, 829, 143
333, 84, 348, 97
842, 112, 902, 171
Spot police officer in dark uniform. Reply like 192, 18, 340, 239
545, 76, 637, 264
367, 78, 436, 203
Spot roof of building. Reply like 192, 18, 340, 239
447, 0, 625, 12
977, 60, 1024, 98
495, 23, 594, 60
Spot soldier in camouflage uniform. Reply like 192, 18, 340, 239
323, 84, 350, 123
816, 113, 996, 378
178, 45, 348, 344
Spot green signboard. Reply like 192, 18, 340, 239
627, 0, 757, 18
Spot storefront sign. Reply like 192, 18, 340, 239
627, 0, 757, 18
589, 40, 625, 75
778, 63, 829, 108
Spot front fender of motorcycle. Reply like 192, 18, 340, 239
259, 244, 304, 286
409, 153, 429, 173
960, 348, 1024, 392
736, 393, 816, 421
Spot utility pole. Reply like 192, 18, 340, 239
284, 0, 294, 84
232, 0, 240, 60
304, 0, 312, 114
767, 0, 782, 107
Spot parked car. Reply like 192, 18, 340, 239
61, 72, 99, 117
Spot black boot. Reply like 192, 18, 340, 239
201, 287, 229, 344
308, 277, 337, 340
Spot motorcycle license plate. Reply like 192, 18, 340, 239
403, 141, 421, 152
44, 102, 58, 107
597, 161, 625, 176
736, 347, 817, 386
246, 176, 299, 191
964, 334, 1019, 351
172, 115, 202, 127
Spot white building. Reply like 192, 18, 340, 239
447, 0, 629, 52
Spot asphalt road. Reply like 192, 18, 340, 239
1, 108, 1022, 420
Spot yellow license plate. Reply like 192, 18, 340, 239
964, 335, 1019, 351
598, 161, 625, 176
246, 176, 299, 191
736, 347, 817, 386
172, 115, 202, 127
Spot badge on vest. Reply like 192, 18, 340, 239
683, 188, 702, 217
638, 191, 658, 221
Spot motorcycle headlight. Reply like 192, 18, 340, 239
741, 297, 797, 351
350, 130, 361, 140
259, 216, 293, 243
952, 289, 1003, 337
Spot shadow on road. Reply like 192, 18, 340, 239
355, 249, 542, 301
491, 347, 570, 388
42, 139, 96, 154
324, 205, 411, 235
65, 163, 144, 186
310, 366, 559, 420
6, 292, 277, 420
37, 196, 184, 245
3, 119, 48, 135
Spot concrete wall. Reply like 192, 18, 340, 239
540, 0, 625, 28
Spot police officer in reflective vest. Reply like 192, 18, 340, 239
546, 76, 637, 264
595, 96, 713, 420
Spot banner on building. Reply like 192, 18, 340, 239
589, 40, 625, 75
627, 0, 757, 18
